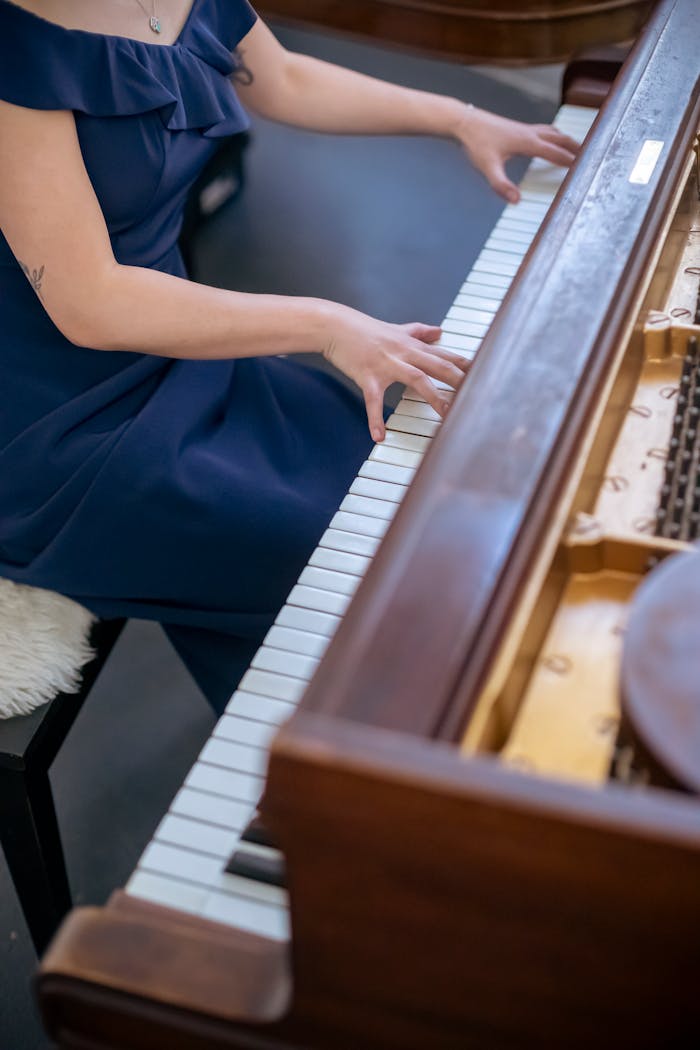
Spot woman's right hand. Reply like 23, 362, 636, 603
320, 304, 470, 442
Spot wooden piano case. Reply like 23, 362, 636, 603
258, 1, 654, 66
38, 1, 700, 1047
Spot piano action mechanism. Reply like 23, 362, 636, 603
38, 1, 700, 1046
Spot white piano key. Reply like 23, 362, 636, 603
200, 735, 270, 776
185, 762, 263, 805
170, 787, 253, 831
216, 870, 288, 908
358, 459, 414, 487
479, 246, 525, 269
401, 387, 454, 405
446, 304, 496, 326
225, 689, 297, 725
138, 840, 222, 888
287, 583, 351, 616
502, 201, 549, 222
369, 444, 423, 469
484, 237, 528, 259
382, 430, 431, 454
474, 255, 520, 278
310, 545, 372, 576
251, 646, 319, 682
275, 603, 342, 637
386, 412, 440, 438
299, 565, 362, 597
318, 525, 382, 556
486, 224, 534, 246
213, 713, 279, 747
127, 870, 208, 915
399, 397, 444, 420
462, 268, 512, 292
340, 493, 398, 521
437, 331, 481, 353
440, 317, 489, 338
350, 476, 407, 504
264, 624, 330, 659
155, 813, 239, 859
139, 841, 288, 909
201, 888, 289, 941
238, 668, 306, 703
517, 191, 554, 208
454, 290, 503, 313
493, 218, 541, 240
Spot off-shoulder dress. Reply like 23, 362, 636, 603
0, 0, 372, 710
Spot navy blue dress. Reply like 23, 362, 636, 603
0, 0, 372, 711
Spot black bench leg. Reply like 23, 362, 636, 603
0, 768, 72, 955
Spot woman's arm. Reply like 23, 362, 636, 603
235, 18, 580, 203
0, 100, 467, 440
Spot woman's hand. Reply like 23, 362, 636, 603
321, 305, 470, 442
452, 104, 580, 204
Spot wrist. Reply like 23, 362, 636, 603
302, 297, 347, 358
445, 99, 476, 142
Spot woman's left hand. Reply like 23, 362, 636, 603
453, 104, 580, 204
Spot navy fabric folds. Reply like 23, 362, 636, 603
0, 0, 373, 662
0, 0, 257, 136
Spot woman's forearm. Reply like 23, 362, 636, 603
269, 53, 467, 137
236, 24, 469, 140
77, 262, 332, 358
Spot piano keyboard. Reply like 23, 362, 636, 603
126, 103, 597, 942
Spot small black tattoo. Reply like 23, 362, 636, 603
19, 260, 45, 299
231, 47, 254, 86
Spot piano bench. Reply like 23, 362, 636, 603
0, 617, 125, 956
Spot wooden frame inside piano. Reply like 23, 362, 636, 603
38, 2, 700, 1047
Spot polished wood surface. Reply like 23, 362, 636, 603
260, 1, 653, 64
37, 2, 700, 1047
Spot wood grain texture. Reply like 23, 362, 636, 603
259, 1, 653, 64
265, 714, 700, 1048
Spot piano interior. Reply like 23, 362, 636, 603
464, 172, 700, 792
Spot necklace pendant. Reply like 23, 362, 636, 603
149, 15, 162, 33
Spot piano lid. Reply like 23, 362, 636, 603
258, 0, 654, 65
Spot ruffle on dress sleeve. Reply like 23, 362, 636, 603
0, 0, 258, 138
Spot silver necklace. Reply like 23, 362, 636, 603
132, 0, 162, 33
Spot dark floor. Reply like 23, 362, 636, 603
0, 23, 560, 1049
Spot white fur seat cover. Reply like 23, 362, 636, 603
0, 578, 96, 719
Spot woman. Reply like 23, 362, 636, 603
0, 0, 578, 713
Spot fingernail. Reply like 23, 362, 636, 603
507, 190, 519, 204
372, 428, 384, 442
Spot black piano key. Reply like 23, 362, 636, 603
239, 813, 277, 850
225, 845, 287, 888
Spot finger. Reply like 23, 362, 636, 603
537, 126, 581, 155
421, 345, 472, 373
409, 345, 468, 389
483, 156, 520, 204
532, 138, 578, 168
403, 322, 442, 344
363, 382, 386, 443
400, 366, 450, 420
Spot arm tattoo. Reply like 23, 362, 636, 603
18, 260, 45, 300
231, 47, 254, 86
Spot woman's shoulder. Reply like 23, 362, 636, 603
0, 0, 257, 132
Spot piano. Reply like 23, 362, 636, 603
259, 0, 654, 65
37, 1, 700, 1046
